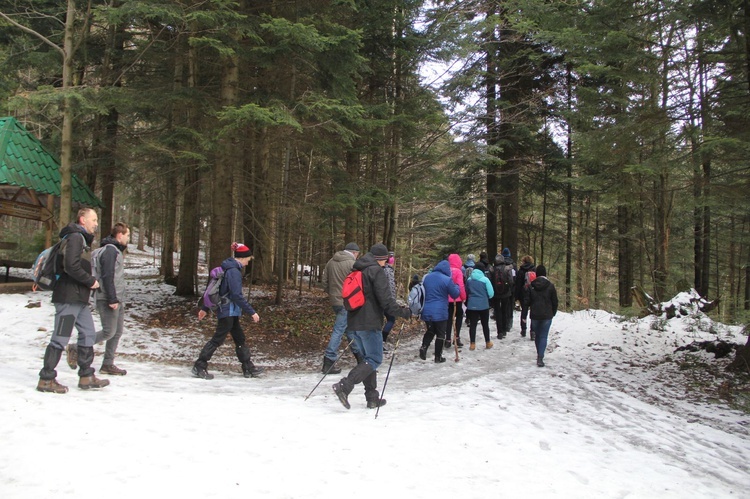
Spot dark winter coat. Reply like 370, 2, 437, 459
51, 223, 96, 305
514, 261, 536, 301
94, 236, 127, 305
214, 258, 256, 319
528, 276, 558, 321
421, 260, 460, 322
346, 253, 410, 332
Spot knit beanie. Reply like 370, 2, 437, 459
344, 242, 360, 252
536, 265, 547, 277
502, 248, 511, 258
370, 243, 389, 260
232, 242, 253, 258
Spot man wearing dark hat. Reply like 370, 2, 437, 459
320, 242, 361, 374
332, 243, 411, 410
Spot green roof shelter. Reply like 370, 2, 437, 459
0, 116, 102, 248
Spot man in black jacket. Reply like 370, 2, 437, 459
332, 243, 411, 410
37, 208, 110, 393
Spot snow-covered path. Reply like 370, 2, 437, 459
1, 255, 749, 498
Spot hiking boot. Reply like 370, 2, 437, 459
537, 356, 545, 367
78, 375, 110, 390
192, 365, 214, 380
434, 356, 446, 363
520, 331, 526, 337
332, 382, 350, 409
530, 331, 536, 341
65, 343, 77, 370
243, 365, 264, 378
486, 341, 493, 349
418, 345, 427, 361
469, 342, 476, 351
100, 364, 127, 376
367, 398, 386, 409
322, 356, 341, 375
456, 338, 464, 348
37, 378, 68, 394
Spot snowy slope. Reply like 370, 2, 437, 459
0, 248, 748, 498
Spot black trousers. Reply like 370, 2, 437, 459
195, 316, 247, 369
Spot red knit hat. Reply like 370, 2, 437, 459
232, 242, 253, 258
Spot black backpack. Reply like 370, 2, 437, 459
493, 263, 515, 298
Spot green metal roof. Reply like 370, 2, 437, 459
0, 116, 102, 207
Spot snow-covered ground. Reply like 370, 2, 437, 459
1, 248, 749, 498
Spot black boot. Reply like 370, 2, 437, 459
418, 345, 427, 360
434, 338, 446, 363
39, 345, 63, 381
332, 362, 374, 410
363, 370, 384, 408
236, 345, 264, 378
322, 356, 342, 374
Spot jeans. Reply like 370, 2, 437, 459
325, 306, 357, 361
348, 330, 383, 370
382, 313, 395, 341
532, 319, 552, 359
95, 300, 126, 366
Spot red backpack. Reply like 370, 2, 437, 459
341, 270, 366, 311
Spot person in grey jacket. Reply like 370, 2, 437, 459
332, 243, 411, 410
320, 242, 361, 374
93, 222, 130, 375
37, 208, 109, 393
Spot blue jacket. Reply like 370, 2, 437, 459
421, 260, 460, 322
216, 258, 256, 319
465, 268, 494, 311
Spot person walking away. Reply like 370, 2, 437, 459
381, 252, 397, 351
527, 265, 558, 367
418, 258, 460, 363
465, 261, 495, 350
37, 207, 109, 393
193, 243, 262, 380
332, 244, 411, 409
445, 253, 467, 348
93, 222, 131, 375
514, 255, 536, 338
320, 242, 361, 374
492, 248, 516, 339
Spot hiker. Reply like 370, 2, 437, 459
527, 265, 558, 367
320, 242, 361, 374
418, 258, 460, 363
192, 243, 262, 380
331, 243, 411, 410
381, 252, 397, 351
515, 255, 536, 338
93, 222, 131, 375
445, 253, 467, 348
465, 261, 495, 350
37, 207, 109, 393
492, 248, 516, 339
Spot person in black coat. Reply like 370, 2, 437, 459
527, 265, 558, 367
514, 255, 536, 337
332, 243, 411, 410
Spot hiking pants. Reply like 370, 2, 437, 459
95, 300, 126, 367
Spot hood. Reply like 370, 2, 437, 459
99, 235, 126, 252
60, 222, 92, 246
432, 259, 452, 277
470, 268, 486, 280
465, 258, 475, 268
353, 253, 381, 272
520, 261, 535, 271
531, 276, 551, 291
448, 253, 463, 269
331, 250, 356, 263
221, 257, 243, 272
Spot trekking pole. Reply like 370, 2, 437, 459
305, 338, 355, 401
375, 322, 405, 419
451, 304, 459, 362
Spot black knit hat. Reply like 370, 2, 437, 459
536, 265, 547, 277
344, 242, 360, 252
370, 243, 389, 260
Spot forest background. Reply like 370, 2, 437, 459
0, 0, 749, 324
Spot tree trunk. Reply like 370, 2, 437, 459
59, 0, 77, 225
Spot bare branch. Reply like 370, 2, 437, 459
0, 11, 65, 58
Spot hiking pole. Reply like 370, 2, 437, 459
450, 303, 459, 362
305, 338, 355, 401
375, 322, 405, 419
